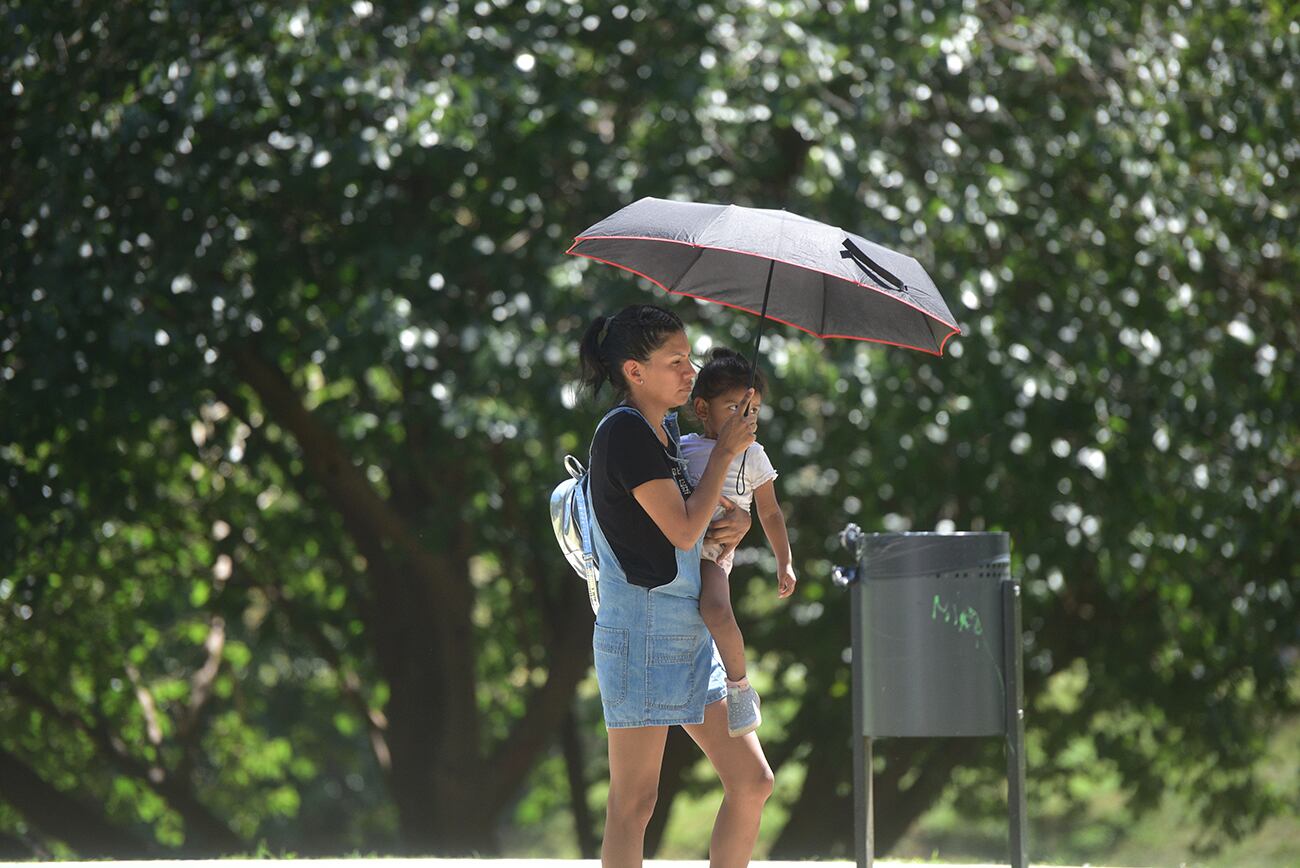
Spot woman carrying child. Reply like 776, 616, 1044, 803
578, 303, 774, 868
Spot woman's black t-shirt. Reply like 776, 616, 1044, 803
590, 409, 695, 589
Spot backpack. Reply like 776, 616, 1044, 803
549, 406, 682, 615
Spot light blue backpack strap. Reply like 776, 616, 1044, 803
576, 472, 600, 613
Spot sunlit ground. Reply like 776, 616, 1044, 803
0, 861, 1137, 868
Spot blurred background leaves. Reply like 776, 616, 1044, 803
1, 0, 1295, 863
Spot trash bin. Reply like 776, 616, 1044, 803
834, 528, 1026, 868
853, 531, 1010, 737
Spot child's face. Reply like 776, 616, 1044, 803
694, 386, 764, 439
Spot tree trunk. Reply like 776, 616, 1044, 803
768, 733, 853, 858
874, 739, 983, 854
561, 708, 598, 859
227, 344, 471, 850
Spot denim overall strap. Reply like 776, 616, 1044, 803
662, 410, 683, 457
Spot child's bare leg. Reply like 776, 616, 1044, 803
699, 559, 747, 681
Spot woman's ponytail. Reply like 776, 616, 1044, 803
579, 315, 613, 397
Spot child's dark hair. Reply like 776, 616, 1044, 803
578, 304, 685, 398
690, 346, 767, 403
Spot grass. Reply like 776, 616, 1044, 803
885, 713, 1300, 867
495, 657, 1300, 867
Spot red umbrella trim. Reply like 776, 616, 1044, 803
566, 235, 961, 357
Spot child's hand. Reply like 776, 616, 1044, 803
777, 563, 797, 599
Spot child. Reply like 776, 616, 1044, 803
679, 347, 797, 737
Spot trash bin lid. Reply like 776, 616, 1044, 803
857, 531, 1010, 580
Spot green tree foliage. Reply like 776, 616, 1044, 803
1, 0, 1295, 859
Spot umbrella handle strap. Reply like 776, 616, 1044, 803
841, 238, 907, 293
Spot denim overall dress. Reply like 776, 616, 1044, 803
589, 408, 728, 728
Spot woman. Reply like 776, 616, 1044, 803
578, 303, 774, 868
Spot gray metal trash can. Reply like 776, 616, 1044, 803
834, 528, 1027, 868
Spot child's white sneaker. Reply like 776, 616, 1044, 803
726, 677, 761, 738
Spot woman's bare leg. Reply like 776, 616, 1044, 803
699, 559, 747, 681
683, 698, 775, 868
602, 726, 668, 868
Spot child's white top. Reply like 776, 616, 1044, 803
679, 433, 779, 514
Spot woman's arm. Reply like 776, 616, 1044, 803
753, 479, 797, 598
631, 476, 730, 550
632, 391, 757, 550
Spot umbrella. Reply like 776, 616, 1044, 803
566, 196, 961, 369
568, 196, 961, 493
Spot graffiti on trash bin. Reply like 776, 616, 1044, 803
931, 594, 984, 648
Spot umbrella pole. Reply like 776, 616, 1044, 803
736, 258, 774, 498
747, 258, 775, 398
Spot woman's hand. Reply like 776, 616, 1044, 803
705, 496, 751, 554
714, 389, 757, 458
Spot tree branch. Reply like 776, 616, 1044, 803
122, 662, 164, 748
0, 747, 153, 858
179, 614, 226, 741
2, 678, 245, 854
259, 580, 394, 775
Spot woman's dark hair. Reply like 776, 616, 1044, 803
579, 304, 686, 398
690, 346, 767, 403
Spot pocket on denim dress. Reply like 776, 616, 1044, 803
646, 633, 699, 710
593, 625, 629, 708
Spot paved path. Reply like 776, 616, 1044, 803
0, 859, 1138, 867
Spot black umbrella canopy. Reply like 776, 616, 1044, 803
567, 197, 961, 356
